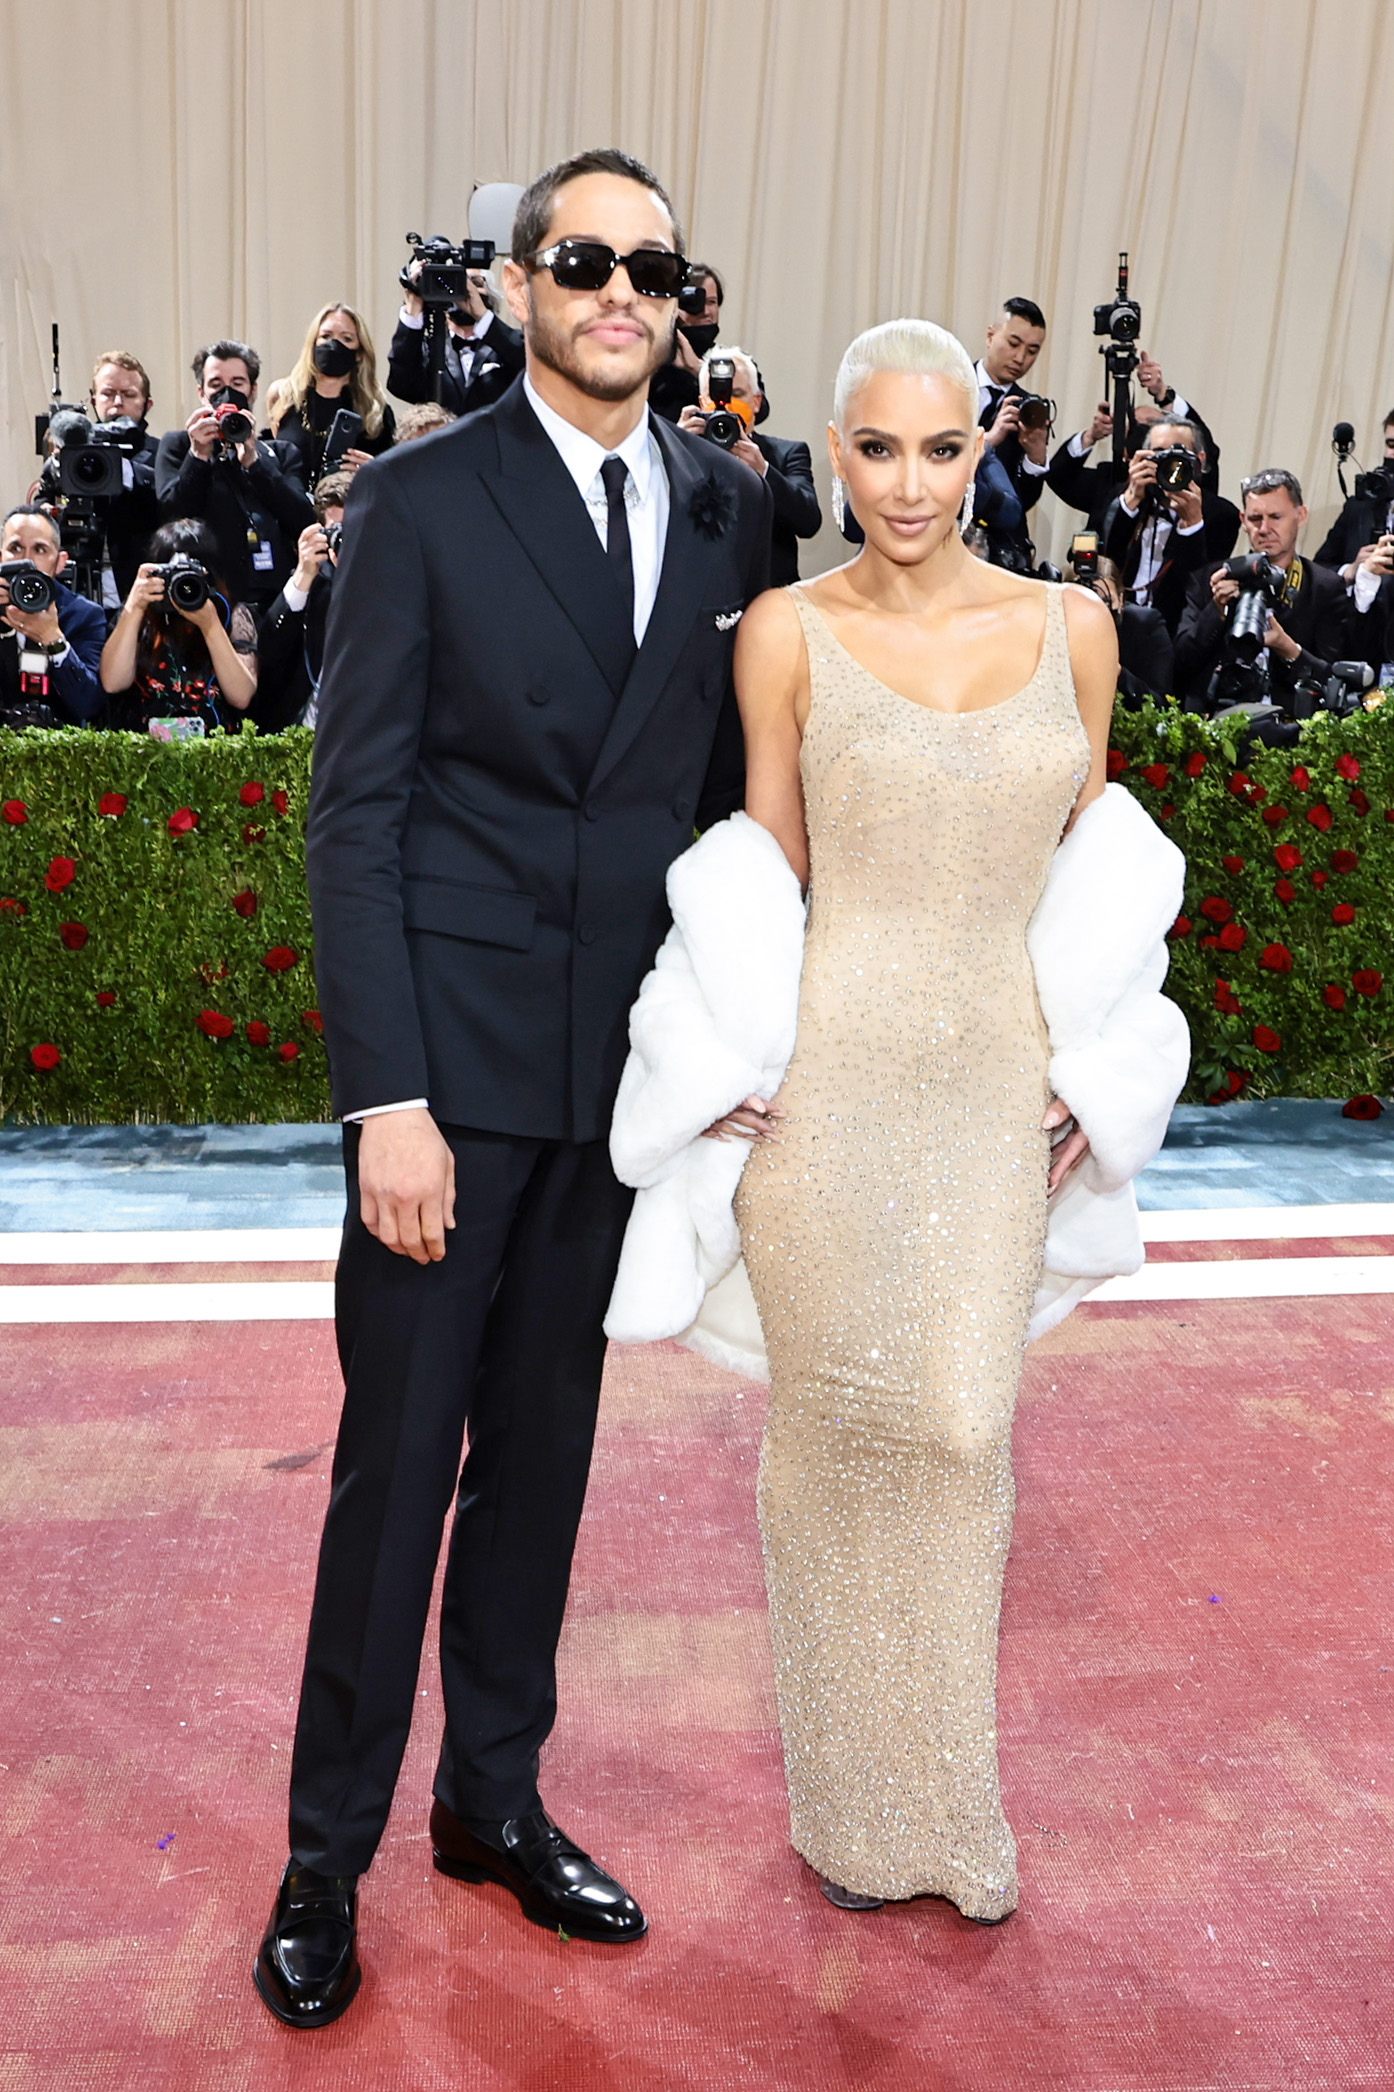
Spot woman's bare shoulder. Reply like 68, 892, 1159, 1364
1059, 579, 1118, 658
736, 585, 806, 657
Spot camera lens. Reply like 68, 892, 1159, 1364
5, 567, 55, 615
703, 410, 744, 450
165, 563, 210, 614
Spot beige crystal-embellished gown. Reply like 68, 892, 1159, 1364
735, 582, 1090, 1918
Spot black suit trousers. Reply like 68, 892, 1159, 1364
288, 1121, 634, 1874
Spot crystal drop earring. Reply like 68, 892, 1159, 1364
959, 479, 975, 533
831, 475, 846, 534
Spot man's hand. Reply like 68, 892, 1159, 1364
403, 256, 425, 319
1019, 420, 1049, 467
671, 330, 702, 376
1210, 567, 1240, 611
1263, 614, 1301, 663
1083, 404, 1114, 449
984, 395, 1021, 449
1124, 449, 1157, 510
1171, 482, 1204, 531
677, 405, 707, 436
236, 433, 260, 470
186, 406, 221, 462
2, 599, 62, 646
1357, 536, 1394, 579
730, 434, 768, 477
1138, 349, 1167, 401
357, 1107, 456, 1263
292, 523, 328, 593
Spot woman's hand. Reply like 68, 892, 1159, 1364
701, 1093, 785, 1142
342, 447, 374, 472
182, 595, 222, 635
1043, 1097, 1089, 1198
124, 563, 165, 615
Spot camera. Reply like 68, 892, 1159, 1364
1016, 392, 1054, 434
700, 355, 745, 450
1321, 659, 1375, 716
149, 554, 211, 615
1068, 531, 1099, 582
678, 271, 709, 318
209, 387, 255, 445
1354, 465, 1394, 507
1093, 261, 1142, 346
43, 405, 144, 498
0, 559, 56, 615
401, 232, 496, 308
1147, 445, 1197, 499
323, 522, 343, 558
1224, 553, 1287, 660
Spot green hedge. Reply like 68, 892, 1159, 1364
3, 705, 1393, 1123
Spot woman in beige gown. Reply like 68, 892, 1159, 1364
718, 321, 1117, 1924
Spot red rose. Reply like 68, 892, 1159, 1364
1141, 762, 1170, 788
196, 1009, 235, 1039
1323, 984, 1347, 1010
272, 789, 289, 816
239, 781, 265, 807
1336, 753, 1361, 780
1247, 783, 1268, 803
279, 1041, 301, 1062
1274, 878, 1296, 903
1184, 751, 1207, 778
29, 1042, 60, 1070
1307, 803, 1333, 832
1353, 969, 1383, 997
1200, 933, 1220, 949
1168, 915, 1192, 939
1332, 902, 1356, 925
302, 1008, 324, 1033
1214, 979, 1242, 1015
98, 792, 127, 817
1200, 896, 1234, 923
58, 922, 88, 951
246, 1021, 271, 1046
168, 807, 198, 836
44, 856, 76, 893
1385, 808, 1394, 824
1159, 801, 1177, 820
1217, 922, 1247, 952
1221, 855, 1245, 874
232, 889, 258, 918
1312, 871, 1329, 888
1259, 942, 1293, 972
1227, 772, 1251, 797
1106, 749, 1128, 781
242, 823, 267, 845
95, 990, 116, 1008
1331, 849, 1359, 873
1253, 1025, 1282, 1054
262, 945, 299, 973
0, 896, 27, 916
1289, 766, 1310, 792
1261, 804, 1288, 827
1343, 1094, 1384, 1119
1349, 788, 1371, 815
3, 800, 27, 824
1273, 843, 1303, 871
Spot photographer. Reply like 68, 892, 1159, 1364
154, 341, 313, 614
649, 260, 723, 424
0, 506, 105, 726
678, 346, 821, 584
1101, 416, 1240, 634
1047, 353, 1222, 525
1067, 543, 1174, 703
252, 472, 348, 731
86, 352, 160, 608
1315, 410, 1394, 575
387, 265, 524, 416
266, 305, 395, 487
1174, 468, 1350, 710
975, 298, 1051, 527
99, 518, 257, 733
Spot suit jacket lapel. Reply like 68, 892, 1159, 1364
587, 414, 719, 794
478, 385, 636, 696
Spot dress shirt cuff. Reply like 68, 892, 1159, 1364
398, 305, 425, 330
1119, 495, 1140, 518
1067, 432, 1092, 459
343, 1098, 429, 1123
1020, 455, 1049, 477
1176, 520, 1204, 536
1171, 394, 1191, 420
282, 580, 311, 614
121, 459, 135, 490
1353, 565, 1381, 614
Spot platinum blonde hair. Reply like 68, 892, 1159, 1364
832, 318, 979, 433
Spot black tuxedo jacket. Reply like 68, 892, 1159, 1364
1102, 489, 1241, 633
252, 568, 333, 731
307, 384, 771, 1139
386, 314, 526, 418
1174, 555, 1351, 705
752, 431, 821, 585
1117, 601, 1175, 702
1315, 492, 1390, 573
1046, 440, 1121, 534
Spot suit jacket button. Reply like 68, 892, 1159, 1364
577, 924, 597, 945
673, 800, 692, 822
583, 803, 600, 822
527, 687, 550, 706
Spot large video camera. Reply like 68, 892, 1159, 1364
1354, 464, 1394, 507
400, 232, 497, 308
41, 405, 145, 499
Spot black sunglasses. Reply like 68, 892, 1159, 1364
528, 240, 688, 300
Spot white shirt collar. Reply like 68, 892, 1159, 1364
523, 374, 654, 501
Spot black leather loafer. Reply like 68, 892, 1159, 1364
430, 1799, 647, 1943
254, 1861, 361, 2027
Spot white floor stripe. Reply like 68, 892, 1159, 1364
1093, 1256, 1394, 1303
1139, 1203, 1394, 1242
0, 1282, 334, 1323
0, 1227, 341, 1264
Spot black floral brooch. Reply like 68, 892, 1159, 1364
688, 473, 736, 541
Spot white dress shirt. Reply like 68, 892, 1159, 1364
345, 374, 671, 1123
975, 358, 1048, 478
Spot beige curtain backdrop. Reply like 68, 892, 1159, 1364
3, 0, 1394, 570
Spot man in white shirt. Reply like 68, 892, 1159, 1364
1101, 417, 1241, 635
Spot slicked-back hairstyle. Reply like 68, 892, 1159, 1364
511, 148, 683, 263
2, 503, 61, 549
833, 318, 979, 434
1146, 414, 1208, 468
192, 339, 260, 389
1000, 296, 1047, 332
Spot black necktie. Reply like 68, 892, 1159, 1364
600, 455, 634, 633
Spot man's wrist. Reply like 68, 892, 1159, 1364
344, 1097, 430, 1124
398, 304, 425, 330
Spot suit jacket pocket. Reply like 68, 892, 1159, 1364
401, 874, 537, 951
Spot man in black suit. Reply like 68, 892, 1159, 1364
1174, 468, 1350, 709
86, 352, 161, 611
1048, 352, 1223, 528
250, 473, 349, 732
678, 345, 821, 584
1101, 417, 1240, 636
1315, 410, 1394, 573
1067, 548, 1175, 703
387, 265, 526, 417
154, 340, 313, 613
973, 298, 1050, 550
0, 506, 106, 725
255, 148, 770, 2030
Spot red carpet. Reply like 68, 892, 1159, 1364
0, 1288, 1390, 2089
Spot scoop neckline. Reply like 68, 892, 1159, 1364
794, 586, 1056, 720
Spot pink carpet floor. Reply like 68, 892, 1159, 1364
0, 1279, 1391, 2089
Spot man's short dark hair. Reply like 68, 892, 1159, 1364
1001, 296, 1047, 332
511, 148, 683, 263
1241, 466, 1303, 508
689, 262, 724, 306
1148, 414, 1207, 469
314, 471, 353, 520
1383, 408, 1394, 429
191, 339, 260, 388
2, 503, 61, 548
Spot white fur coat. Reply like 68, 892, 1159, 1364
605, 789, 1190, 1377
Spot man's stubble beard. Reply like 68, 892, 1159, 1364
526, 296, 674, 404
